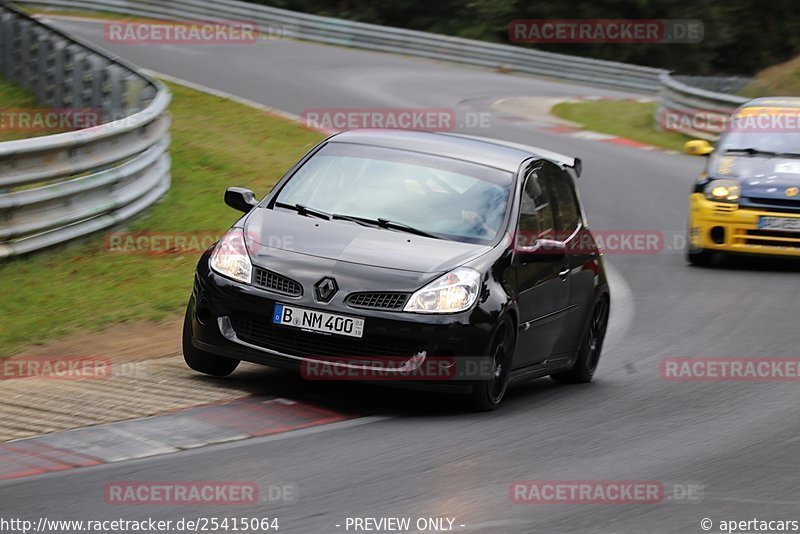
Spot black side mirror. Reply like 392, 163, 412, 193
225, 187, 258, 213
514, 239, 566, 264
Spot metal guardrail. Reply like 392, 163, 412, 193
672, 75, 751, 95
21, 0, 668, 93
21, 0, 754, 143
0, 1, 170, 259
655, 72, 749, 141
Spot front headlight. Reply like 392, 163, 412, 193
404, 267, 481, 314
209, 228, 252, 284
704, 179, 741, 203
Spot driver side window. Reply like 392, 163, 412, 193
518, 167, 555, 247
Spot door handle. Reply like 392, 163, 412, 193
558, 267, 570, 280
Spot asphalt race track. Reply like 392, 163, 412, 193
3, 18, 800, 533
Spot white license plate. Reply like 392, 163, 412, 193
272, 303, 364, 338
775, 161, 800, 174
759, 216, 800, 232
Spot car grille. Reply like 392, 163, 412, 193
346, 292, 409, 310
252, 267, 302, 297
741, 197, 800, 214
740, 229, 800, 249
230, 311, 421, 358
713, 203, 737, 214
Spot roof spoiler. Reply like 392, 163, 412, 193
526, 146, 582, 178
568, 158, 582, 178
439, 133, 583, 178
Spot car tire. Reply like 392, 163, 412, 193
687, 248, 714, 266
467, 316, 515, 411
686, 227, 714, 266
182, 306, 240, 377
551, 296, 609, 384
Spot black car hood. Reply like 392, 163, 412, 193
243, 207, 491, 274
712, 155, 800, 199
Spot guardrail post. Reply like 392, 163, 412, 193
6, 16, 23, 82
36, 33, 58, 107
122, 75, 146, 114
0, 11, 7, 73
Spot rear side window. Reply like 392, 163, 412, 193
518, 166, 555, 244
544, 163, 581, 234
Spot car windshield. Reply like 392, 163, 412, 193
719, 130, 800, 155
273, 142, 514, 244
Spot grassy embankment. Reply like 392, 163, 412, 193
551, 55, 800, 151
0, 80, 322, 356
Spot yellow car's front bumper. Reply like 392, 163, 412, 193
689, 193, 800, 257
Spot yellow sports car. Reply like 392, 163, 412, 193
685, 98, 800, 265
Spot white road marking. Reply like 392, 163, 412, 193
0, 415, 392, 485
569, 130, 616, 141
602, 260, 635, 354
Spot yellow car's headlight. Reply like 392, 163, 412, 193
704, 179, 741, 203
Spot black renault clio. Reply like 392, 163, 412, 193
184, 130, 610, 409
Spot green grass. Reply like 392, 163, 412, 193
0, 78, 68, 141
0, 82, 322, 356
550, 100, 694, 152
19, 7, 144, 20
740, 55, 800, 97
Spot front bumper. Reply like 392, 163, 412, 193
689, 193, 800, 257
188, 257, 498, 380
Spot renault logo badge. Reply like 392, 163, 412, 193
786, 187, 799, 197
314, 277, 338, 302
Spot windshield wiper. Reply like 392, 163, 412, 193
724, 148, 791, 158
331, 213, 440, 239
330, 213, 377, 227
725, 148, 800, 158
274, 206, 438, 238
377, 218, 440, 239
274, 202, 331, 220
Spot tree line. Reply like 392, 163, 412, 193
248, 0, 800, 75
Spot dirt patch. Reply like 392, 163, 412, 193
492, 96, 580, 125
0, 313, 261, 442
7, 314, 184, 364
